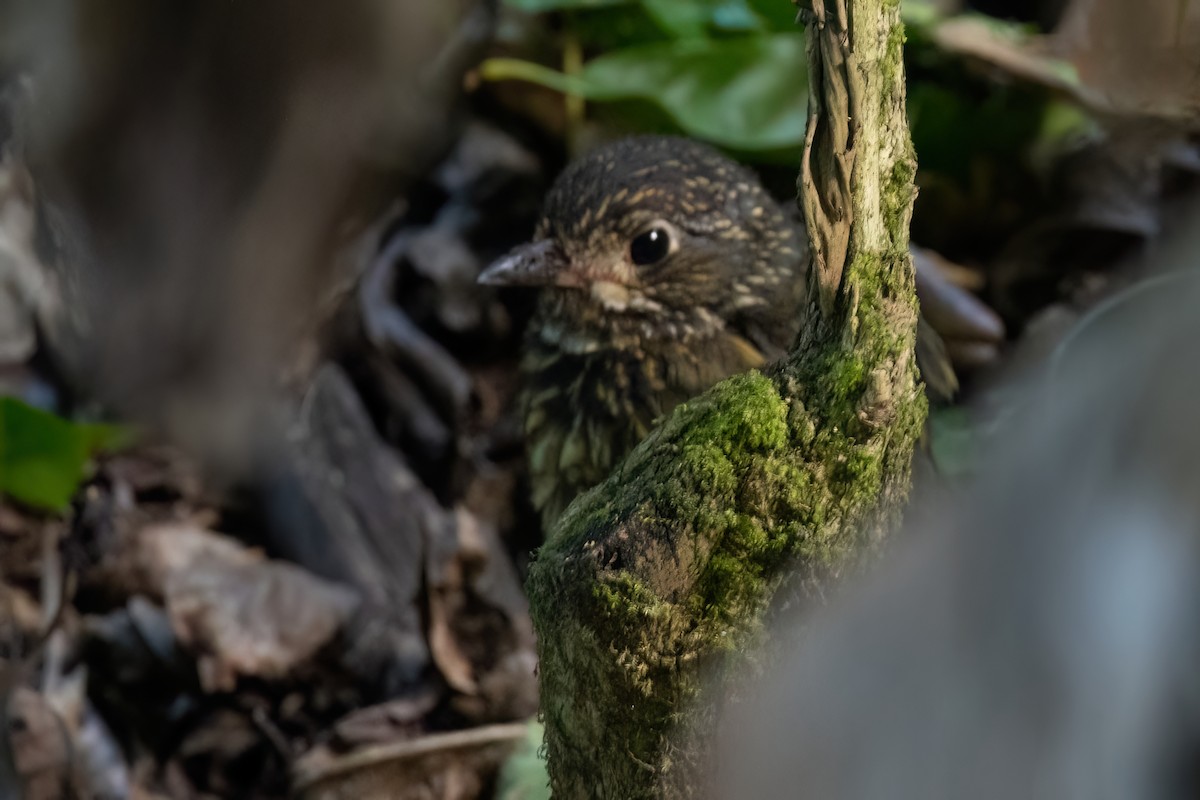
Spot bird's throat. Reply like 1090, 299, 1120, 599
589, 280, 631, 311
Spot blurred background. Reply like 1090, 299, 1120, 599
0, 0, 1197, 797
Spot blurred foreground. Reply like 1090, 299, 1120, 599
722, 256, 1200, 799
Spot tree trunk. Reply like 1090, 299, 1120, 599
526, 0, 924, 796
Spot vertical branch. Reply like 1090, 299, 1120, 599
798, 0, 857, 320
527, 1, 924, 797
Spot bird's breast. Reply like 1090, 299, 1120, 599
519, 321, 768, 526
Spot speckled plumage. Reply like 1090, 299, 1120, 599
481, 136, 810, 526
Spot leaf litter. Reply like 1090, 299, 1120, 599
1, 0, 1198, 796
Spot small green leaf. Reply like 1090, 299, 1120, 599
481, 32, 809, 151
0, 397, 132, 512
639, 0, 767, 37
78, 421, 137, 454
927, 407, 977, 476
496, 721, 551, 800
0, 397, 89, 511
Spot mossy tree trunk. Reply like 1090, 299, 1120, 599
526, 0, 925, 797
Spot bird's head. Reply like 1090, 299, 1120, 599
479, 136, 804, 341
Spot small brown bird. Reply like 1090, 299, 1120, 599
480, 136, 949, 527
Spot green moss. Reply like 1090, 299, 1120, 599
671, 372, 790, 454
530, 321, 924, 799
595, 572, 664, 620
884, 157, 918, 247
880, 22, 908, 115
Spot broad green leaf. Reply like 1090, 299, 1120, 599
502, 0, 774, 34
0, 397, 131, 512
503, 0, 628, 13
640, 0, 713, 37
640, 0, 767, 37
481, 32, 809, 151
571, 3, 675, 51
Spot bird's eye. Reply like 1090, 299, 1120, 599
629, 227, 672, 266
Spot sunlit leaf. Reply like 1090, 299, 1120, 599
502, 0, 776, 33
503, 0, 628, 12
482, 32, 809, 151
640, 0, 767, 36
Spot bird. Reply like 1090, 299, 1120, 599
479, 135, 951, 528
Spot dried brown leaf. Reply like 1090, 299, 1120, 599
166, 557, 360, 692
8, 688, 74, 800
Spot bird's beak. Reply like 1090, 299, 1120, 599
478, 239, 567, 287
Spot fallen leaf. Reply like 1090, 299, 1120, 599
167, 557, 361, 692
7, 687, 75, 800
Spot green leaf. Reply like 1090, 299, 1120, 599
639, 0, 768, 37
503, 0, 629, 13
900, 0, 946, 31
709, 0, 768, 31
502, 0, 774, 33
0, 397, 131, 512
572, 4, 671, 51
640, 0, 714, 37
496, 721, 551, 800
481, 32, 809, 151
927, 407, 977, 477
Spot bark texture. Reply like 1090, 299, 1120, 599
526, 1, 924, 796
